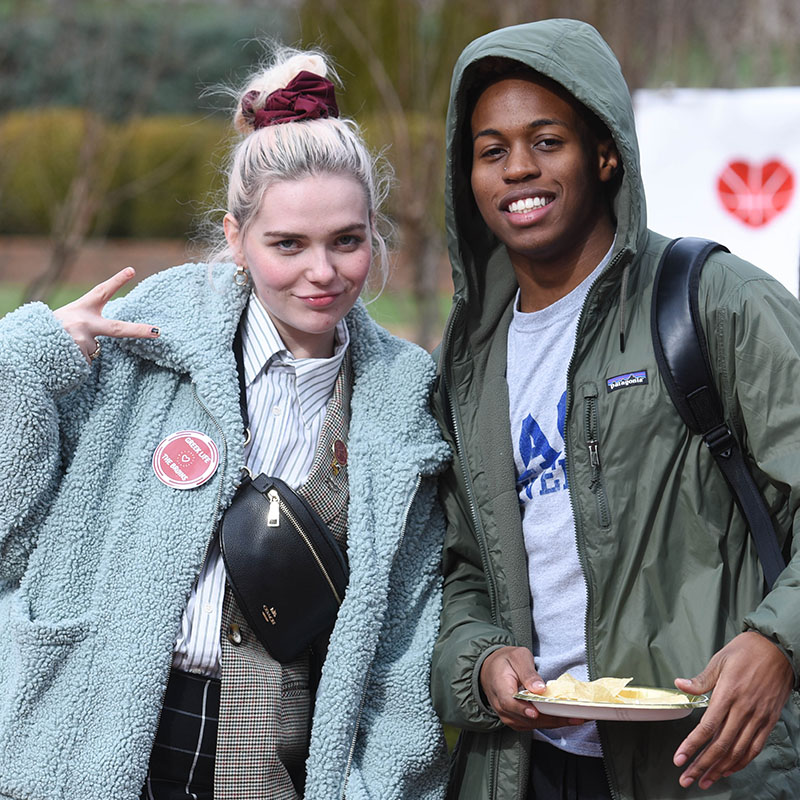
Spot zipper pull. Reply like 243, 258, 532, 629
588, 440, 601, 469
267, 489, 280, 527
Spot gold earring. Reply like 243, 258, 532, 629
233, 264, 250, 286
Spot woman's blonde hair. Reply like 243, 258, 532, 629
211, 46, 393, 290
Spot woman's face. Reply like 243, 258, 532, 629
224, 172, 372, 359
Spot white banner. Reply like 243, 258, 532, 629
633, 87, 800, 296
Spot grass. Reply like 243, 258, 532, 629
364, 289, 452, 334
0, 283, 87, 318
444, 723, 460, 751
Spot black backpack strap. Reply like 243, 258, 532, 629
651, 236, 786, 589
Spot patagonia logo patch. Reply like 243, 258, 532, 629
606, 370, 648, 393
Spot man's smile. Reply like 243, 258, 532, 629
506, 196, 554, 213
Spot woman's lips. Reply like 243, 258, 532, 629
298, 293, 342, 308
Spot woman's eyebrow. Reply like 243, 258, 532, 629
332, 223, 368, 235
262, 222, 367, 238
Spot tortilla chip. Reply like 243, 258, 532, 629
543, 672, 634, 704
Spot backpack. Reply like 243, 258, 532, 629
651, 236, 787, 589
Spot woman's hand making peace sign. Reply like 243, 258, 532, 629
53, 267, 160, 362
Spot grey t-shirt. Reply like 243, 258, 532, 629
506, 253, 611, 756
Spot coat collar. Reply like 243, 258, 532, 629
107, 261, 449, 478
108, 262, 248, 378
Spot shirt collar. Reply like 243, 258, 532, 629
512, 236, 617, 316
240, 292, 350, 423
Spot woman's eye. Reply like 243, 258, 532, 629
275, 239, 299, 251
337, 234, 362, 248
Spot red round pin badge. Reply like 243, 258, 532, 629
153, 430, 220, 489
333, 439, 348, 466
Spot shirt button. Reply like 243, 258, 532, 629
228, 623, 242, 645
272, 406, 282, 416
203, 602, 213, 614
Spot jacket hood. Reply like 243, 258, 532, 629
444, 18, 648, 323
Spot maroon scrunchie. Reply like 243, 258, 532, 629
241, 71, 339, 129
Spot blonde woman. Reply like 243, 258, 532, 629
0, 48, 449, 800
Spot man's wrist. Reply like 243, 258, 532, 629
743, 627, 798, 689
473, 643, 509, 717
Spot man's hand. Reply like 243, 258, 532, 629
480, 646, 585, 731
673, 630, 794, 790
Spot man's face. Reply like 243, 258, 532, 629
470, 76, 618, 278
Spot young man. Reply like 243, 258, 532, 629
431, 19, 800, 800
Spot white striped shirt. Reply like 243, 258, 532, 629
172, 293, 349, 677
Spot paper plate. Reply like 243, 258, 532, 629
514, 686, 709, 722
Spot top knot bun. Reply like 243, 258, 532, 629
233, 51, 331, 134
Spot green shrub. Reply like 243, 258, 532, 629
108, 116, 228, 238
0, 109, 111, 234
0, 109, 229, 238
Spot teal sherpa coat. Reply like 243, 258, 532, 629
0, 262, 451, 800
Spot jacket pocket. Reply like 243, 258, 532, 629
582, 384, 611, 529
0, 591, 98, 799
3, 589, 97, 706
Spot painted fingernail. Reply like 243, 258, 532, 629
151, 327, 160, 336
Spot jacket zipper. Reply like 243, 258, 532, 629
191, 381, 231, 566
564, 252, 627, 800
584, 391, 611, 528
441, 300, 499, 622
267, 489, 343, 604
150, 382, 230, 759
440, 299, 500, 798
340, 474, 422, 799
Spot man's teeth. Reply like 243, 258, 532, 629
508, 197, 551, 213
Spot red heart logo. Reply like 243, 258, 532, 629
717, 159, 794, 228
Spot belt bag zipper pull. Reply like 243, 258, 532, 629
267, 489, 281, 526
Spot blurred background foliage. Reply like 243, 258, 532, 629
0, 0, 271, 115
0, 110, 227, 236
2, 0, 800, 344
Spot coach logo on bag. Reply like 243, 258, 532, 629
262, 605, 278, 626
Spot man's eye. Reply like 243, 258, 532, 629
479, 145, 505, 159
535, 137, 561, 150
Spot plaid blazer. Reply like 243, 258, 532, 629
216, 351, 352, 800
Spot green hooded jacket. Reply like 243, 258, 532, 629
430, 18, 800, 800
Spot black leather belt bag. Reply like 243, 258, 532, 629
219, 472, 349, 663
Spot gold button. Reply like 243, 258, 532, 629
228, 623, 242, 645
